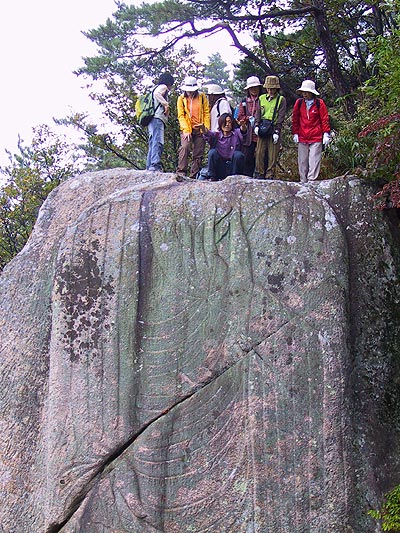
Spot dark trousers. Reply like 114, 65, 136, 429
207, 149, 245, 181
242, 141, 257, 177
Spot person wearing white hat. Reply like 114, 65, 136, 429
176, 76, 210, 179
292, 79, 331, 182
207, 84, 232, 132
236, 76, 262, 176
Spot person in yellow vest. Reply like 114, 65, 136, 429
176, 76, 211, 180
254, 76, 287, 180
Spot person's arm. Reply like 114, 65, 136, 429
154, 84, 169, 114
237, 118, 248, 134
291, 99, 301, 134
319, 99, 330, 133
237, 100, 246, 121
203, 129, 217, 146
177, 95, 190, 133
318, 99, 331, 145
202, 93, 211, 130
274, 96, 287, 134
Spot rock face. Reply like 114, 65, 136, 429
1, 170, 400, 532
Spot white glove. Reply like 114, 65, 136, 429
254, 126, 259, 136
293, 134, 299, 143
273, 133, 279, 144
323, 132, 331, 145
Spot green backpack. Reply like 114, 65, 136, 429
135, 88, 160, 126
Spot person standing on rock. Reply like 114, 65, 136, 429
207, 84, 232, 132
176, 76, 210, 179
146, 72, 175, 172
254, 76, 287, 180
236, 76, 262, 177
292, 79, 331, 183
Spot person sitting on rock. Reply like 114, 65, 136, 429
201, 113, 248, 181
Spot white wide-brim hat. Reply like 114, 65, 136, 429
245, 76, 262, 89
181, 76, 200, 92
207, 84, 224, 95
297, 80, 319, 95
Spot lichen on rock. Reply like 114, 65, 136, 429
1, 171, 399, 532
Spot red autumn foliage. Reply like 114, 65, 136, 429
358, 113, 400, 137
359, 113, 400, 210
373, 177, 400, 210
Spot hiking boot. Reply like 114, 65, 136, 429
197, 168, 214, 181
175, 173, 193, 182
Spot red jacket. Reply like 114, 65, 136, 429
292, 98, 330, 144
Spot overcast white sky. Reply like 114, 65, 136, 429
0, 1, 240, 167
0, 1, 122, 164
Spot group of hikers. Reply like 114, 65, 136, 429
145, 72, 331, 183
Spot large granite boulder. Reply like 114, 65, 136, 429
1, 170, 399, 532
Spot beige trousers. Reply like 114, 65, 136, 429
298, 142, 323, 182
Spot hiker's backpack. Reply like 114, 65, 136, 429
216, 98, 237, 129
216, 97, 235, 118
135, 88, 160, 127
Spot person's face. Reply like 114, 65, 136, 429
249, 86, 260, 97
267, 87, 278, 97
222, 116, 233, 133
187, 90, 196, 98
301, 91, 314, 100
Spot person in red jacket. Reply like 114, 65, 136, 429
292, 80, 331, 182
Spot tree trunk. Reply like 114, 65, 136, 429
312, 0, 356, 115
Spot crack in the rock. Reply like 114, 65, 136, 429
46, 343, 260, 532
47, 180, 337, 532
214, 206, 233, 245
46, 386, 201, 532
236, 319, 291, 362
